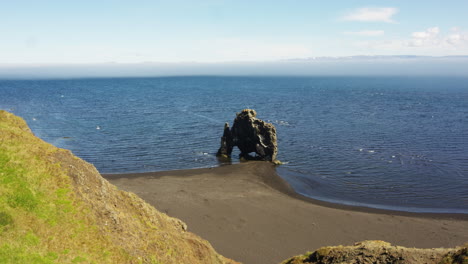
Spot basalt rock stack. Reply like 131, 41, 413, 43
217, 109, 278, 163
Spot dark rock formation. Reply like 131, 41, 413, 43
217, 109, 278, 162
217, 123, 233, 158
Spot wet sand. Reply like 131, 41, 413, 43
104, 162, 468, 264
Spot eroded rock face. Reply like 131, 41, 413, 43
217, 109, 278, 162
217, 123, 233, 157
281, 240, 467, 264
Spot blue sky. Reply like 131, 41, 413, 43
1, 0, 468, 64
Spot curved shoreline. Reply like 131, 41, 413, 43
104, 162, 468, 220
103, 161, 468, 264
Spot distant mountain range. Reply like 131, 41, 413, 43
286, 55, 468, 61
1, 55, 468, 78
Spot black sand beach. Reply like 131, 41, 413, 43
104, 162, 468, 264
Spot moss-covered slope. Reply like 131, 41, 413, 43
281, 240, 467, 264
0, 110, 237, 264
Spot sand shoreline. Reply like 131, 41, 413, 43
104, 162, 468, 264
104, 162, 467, 220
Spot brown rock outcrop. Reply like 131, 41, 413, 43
217, 109, 278, 162
281, 240, 468, 264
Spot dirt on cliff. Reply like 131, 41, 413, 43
281, 240, 467, 264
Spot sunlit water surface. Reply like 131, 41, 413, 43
1, 76, 467, 213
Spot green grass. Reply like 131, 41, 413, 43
0, 110, 129, 263
0, 110, 234, 264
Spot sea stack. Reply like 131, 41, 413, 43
217, 109, 278, 163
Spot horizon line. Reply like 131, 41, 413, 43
2, 55, 468, 67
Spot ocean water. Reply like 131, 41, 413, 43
1, 76, 467, 213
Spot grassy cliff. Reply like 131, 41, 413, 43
0, 110, 237, 264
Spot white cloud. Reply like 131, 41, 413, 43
447, 34, 462, 45
444, 27, 468, 46
343, 7, 398, 23
201, 38, 313, 62
344, 30, 385, 37
408, 27, 440, 47
411, 27, 439, 39
405, 26, 468, 48
353, 40, 404, 51
353, 26, 468, 55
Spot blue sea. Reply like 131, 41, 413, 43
1, 76, 467, 213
